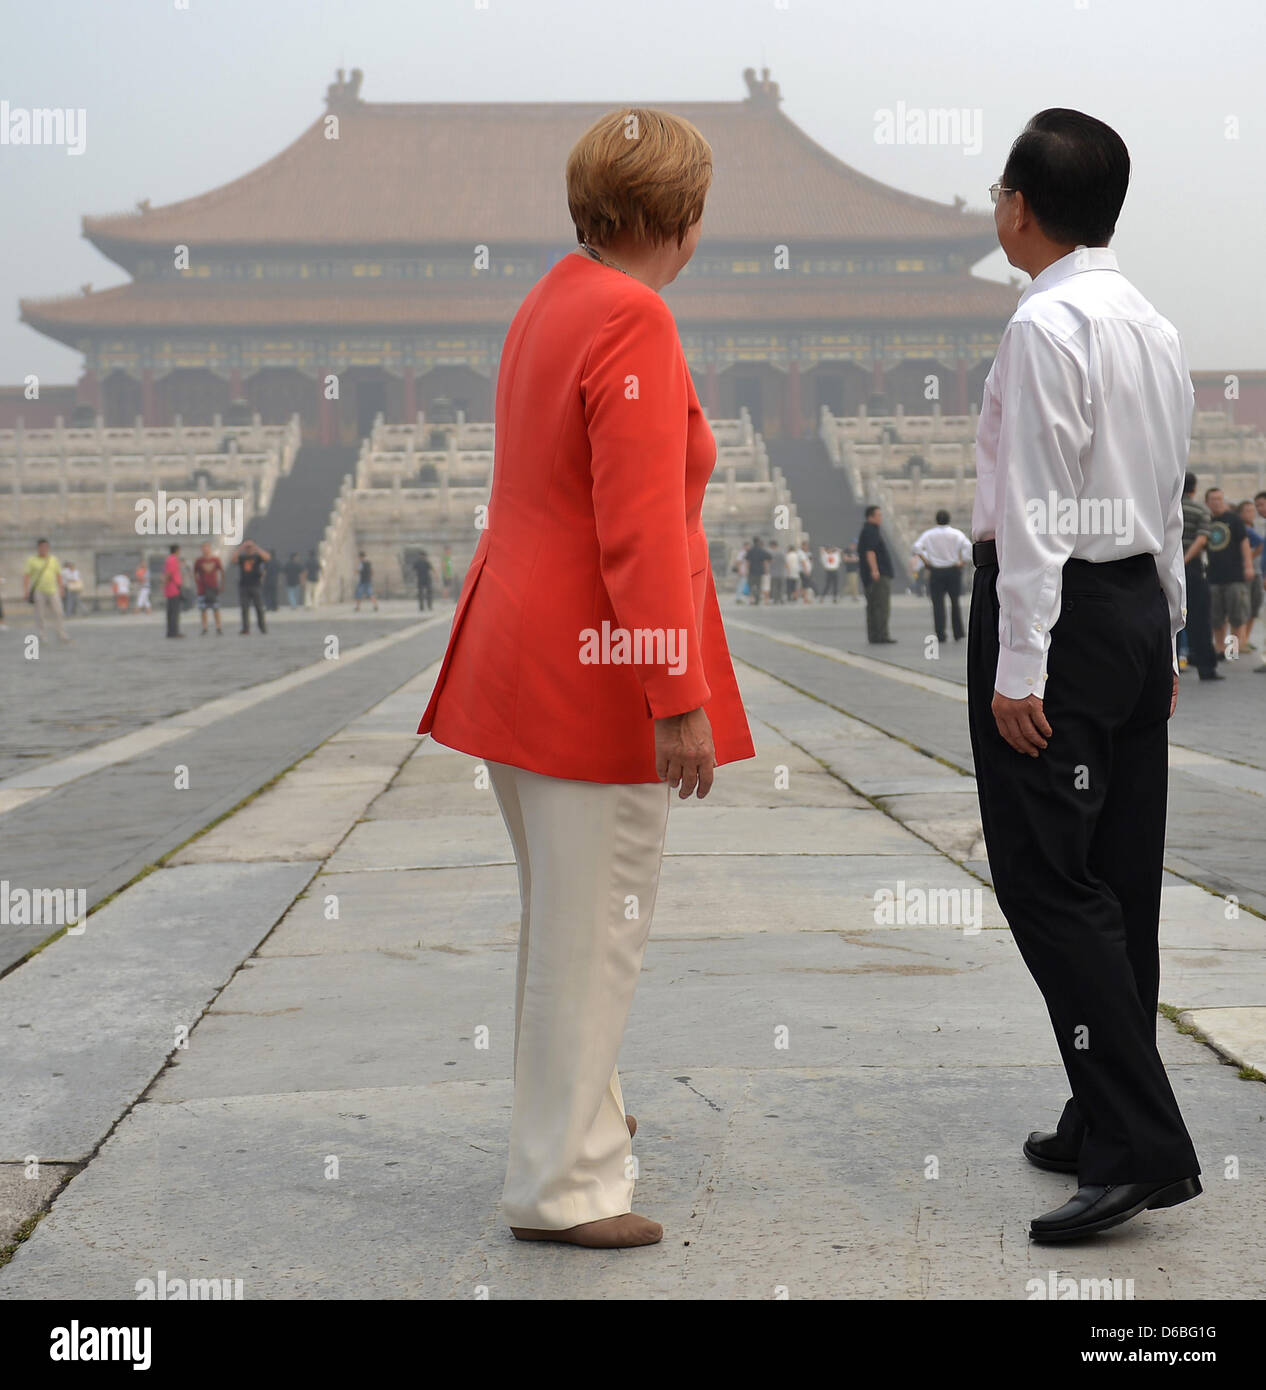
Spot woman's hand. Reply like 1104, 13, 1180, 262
655, 707, 716, 799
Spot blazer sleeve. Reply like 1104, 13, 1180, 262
582, 291, 711, 719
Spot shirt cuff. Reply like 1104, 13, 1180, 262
994, 644, 1049, 701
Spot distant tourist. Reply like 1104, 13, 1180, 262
111, 570, 131, 612
1255, 491, 1266, 673
912, 509, 971, 643
354, 551, 378, 611
62, 562, 84, 617
304, 548, 321, 607
857, 505, 895, 643
819, 545, 842, 601
23, 537, 70, 643
193, 540, 224, 637
1240, 499, 1263, 651
235, 539, 269, 634
283, 552, 305, 609
768, 542, 786, 603
797, 542, 816, 601
731, 543, 749, 603
134, 562, 151, 613
746, 536, 771, 606
1180, 472, 1219, 680
440, 545, 454, 600
843, 543, 861, 601
163, 543, 185, 639
262, 546, 280, 612
414, 550, 434, 611
1204, 487, 1253, 657
783, 543, 801, 602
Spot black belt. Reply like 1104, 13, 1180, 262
972, 539, 997, 567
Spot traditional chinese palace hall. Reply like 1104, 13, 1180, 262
21, 68, 1017, 444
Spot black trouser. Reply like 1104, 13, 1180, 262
418, 579, 433, 611
863, 575, 891, 641
240, 585, 266, 632
928, 565, 964, 641
823, 570, 840, 600
967, 553, 1198, 1185
165, 594, 181, 637
1183, 558, 1217, 674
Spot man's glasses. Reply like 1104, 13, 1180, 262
989, 182, 1016, 206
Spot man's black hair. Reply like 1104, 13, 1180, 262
1184, 471, 1198, 496
935, 509, 950, 526
1002, 108, 1130, 246
864, 505, 880, 521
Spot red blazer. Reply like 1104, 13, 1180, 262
418, 253, 754, 784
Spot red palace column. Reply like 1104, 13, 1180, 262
955, 358, 969, 415
784, 358, 803, 438
403, 366, 417, 422
76, 368, 100, 413
318, 369, 335, 445
141, 369, 157, 426
705, 360, 719, 416
228, 367, 243, 403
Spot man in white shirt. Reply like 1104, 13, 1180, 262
968, 109, 1200, 1243
912, 510, 971, 642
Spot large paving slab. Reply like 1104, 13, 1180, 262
2, 1062, 1259, 1301
143, 925, 1212, 1104
1181, 1007, 1266, 1075
0, 860, 316, 1162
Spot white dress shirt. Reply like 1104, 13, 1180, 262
912, 524, 972, 569
972, 247, 1192, 699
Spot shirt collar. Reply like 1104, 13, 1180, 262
1019, 246, 1119, 306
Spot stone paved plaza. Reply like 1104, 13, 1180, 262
1, 593, 1263, 1300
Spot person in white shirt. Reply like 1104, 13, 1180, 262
819, 545, 843, 602
111, 572, 131, 613
783, 544, 801, 602
912, 510, 971, 641
968, 109, 1199, 1244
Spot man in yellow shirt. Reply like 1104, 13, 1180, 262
23, 538, 70, 643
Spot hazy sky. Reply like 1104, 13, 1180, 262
3, 0, 1263, 383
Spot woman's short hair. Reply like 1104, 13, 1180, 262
566, 108, 712, 249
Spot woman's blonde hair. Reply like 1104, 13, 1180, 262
566, 107, 713, 249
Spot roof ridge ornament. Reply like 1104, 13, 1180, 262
325, 67, 364, 111
742, 67, 781, 105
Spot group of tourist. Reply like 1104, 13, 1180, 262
726, 489, 1266, 671
1177, 481, 1266, 678
730, 538, 861, 605
6, 535, 324, 640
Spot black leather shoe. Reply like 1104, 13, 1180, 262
1023, 1130, 1079, 1174
1198, 670, 1224, 681
1030, 1178, 1201, 1242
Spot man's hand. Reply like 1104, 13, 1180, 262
655, 707, 716, 799
992, 691, 1052, 757
1170, 670, 1179, 718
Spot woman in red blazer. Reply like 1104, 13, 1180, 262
419, 108, 753, 1248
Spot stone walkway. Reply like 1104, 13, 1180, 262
2, 657, 1263, 1299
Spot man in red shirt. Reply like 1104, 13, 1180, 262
163, 543, 185, 639
193, 541, 224, 637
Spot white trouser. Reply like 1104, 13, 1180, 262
486, 761, 670, 1230
34, 589, 68, 640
